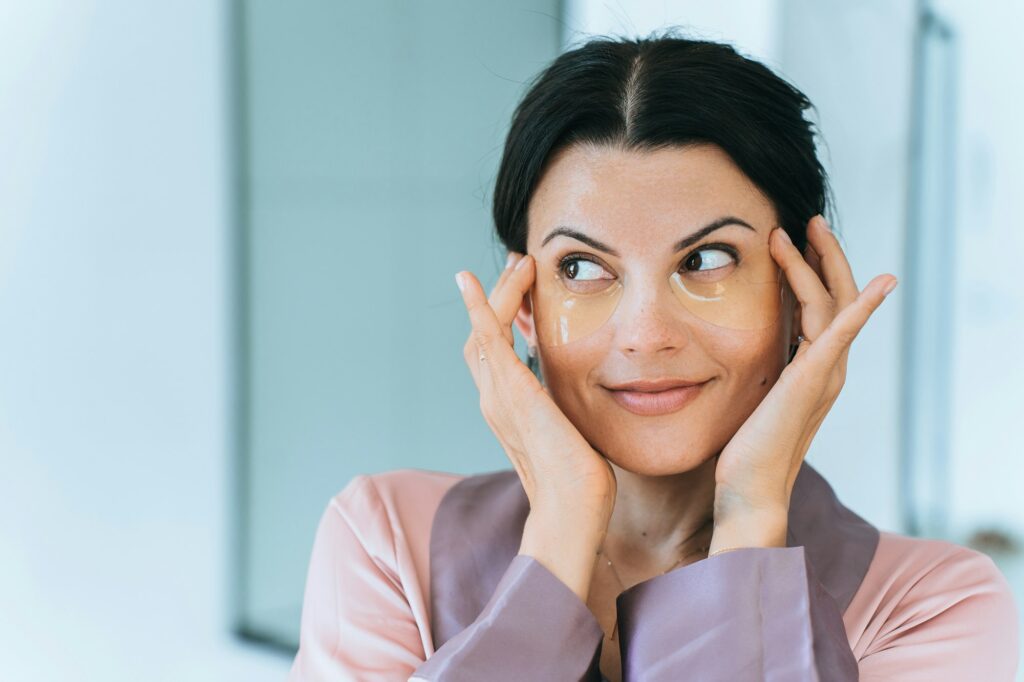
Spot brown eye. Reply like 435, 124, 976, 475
559, 257, 611, 281
684, 247, 735, 272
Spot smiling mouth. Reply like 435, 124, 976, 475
605, 381, 709, 416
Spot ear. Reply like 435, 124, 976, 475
513, 287, 537, 348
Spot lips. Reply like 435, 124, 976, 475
605, 378, 705, 392
605, 380, 708, 416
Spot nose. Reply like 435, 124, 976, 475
612, 277, 693, 355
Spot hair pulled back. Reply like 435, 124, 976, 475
492, 28, 835, 257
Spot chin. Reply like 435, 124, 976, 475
598, 439, 718, 477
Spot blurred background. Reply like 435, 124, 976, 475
1, 0, 1020, 679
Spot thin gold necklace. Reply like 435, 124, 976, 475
598, 520, 712, 642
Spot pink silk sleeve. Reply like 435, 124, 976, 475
287, 477, 427, 681
287, 474, 605, 682
853, 544, 1019, 681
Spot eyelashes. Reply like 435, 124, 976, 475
557, 253, 612, 281
556, 242, 741, 281
681, 243, 739, 274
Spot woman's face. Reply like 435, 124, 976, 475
514, 142, 800, 476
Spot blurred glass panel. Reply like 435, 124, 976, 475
233, 0, 563, 649
901, 8, 957, 540
905, 3, 1024, 666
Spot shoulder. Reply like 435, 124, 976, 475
868, 530, 1016, 601
850, 530, 1019, 675
325, 468, 468, 557
330, 467, 468, 524
333, 468, 467, 508
334, 467, 520, 520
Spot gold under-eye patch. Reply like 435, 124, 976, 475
530, 237, 784, 347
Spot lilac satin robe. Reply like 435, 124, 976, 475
286, 462, 1020, 681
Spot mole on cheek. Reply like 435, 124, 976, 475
760, 377, 768, 385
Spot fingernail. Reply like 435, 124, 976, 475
883, 278, 898, 296
455, 272, 465, 291
515, 254, 529, 270
777, 228, 792, 245
505, 253, 516, 269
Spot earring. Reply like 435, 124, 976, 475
527, 344, 537, 359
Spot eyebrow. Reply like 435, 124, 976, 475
539, 216, 756, 257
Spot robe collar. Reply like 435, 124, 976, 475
428, 461, 879, 649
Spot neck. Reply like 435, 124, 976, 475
602, 453, 718, 572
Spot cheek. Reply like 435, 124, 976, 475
535, 340, 598, 396
710, 325, 789, 388
534, 334, 622, 432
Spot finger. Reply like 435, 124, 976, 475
457, 269, 527, 388
459, 270, 501, 389
806, 215, 859, 308
804, 274, 896, 366
459, 269, 509, 341
490, 254, 534, 336
771, 227, 835, 340
487, 252, 524, 345
489, 251, 523, 306
798, 239, 826, 318
803, 239, 825, 285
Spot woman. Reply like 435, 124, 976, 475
287, 31, 1019, 681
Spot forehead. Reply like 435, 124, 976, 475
526, 143, 776, 251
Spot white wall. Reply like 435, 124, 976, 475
0, 1, 289, 679
563, 0, 780, 61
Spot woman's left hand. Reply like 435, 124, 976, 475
707, 214, 898, 556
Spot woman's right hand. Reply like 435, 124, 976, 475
455, 252, 617, 530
